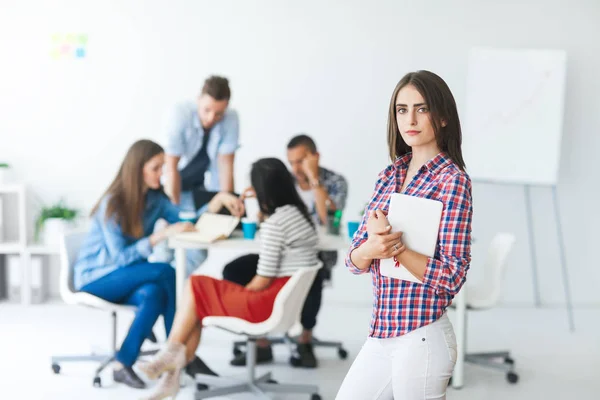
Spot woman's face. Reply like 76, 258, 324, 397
143, 153, 165, 190
395, 84, 441, 151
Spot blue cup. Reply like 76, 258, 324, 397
347, 221, 360, 239
179, 211, 197, 224
241, 219, 258, 240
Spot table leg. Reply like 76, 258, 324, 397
175, 247, 186, 307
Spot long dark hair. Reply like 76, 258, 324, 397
250, 158, 314, 228
387, 70, 466, 170
90, 139, 164, 238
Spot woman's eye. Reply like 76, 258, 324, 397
396, 108, 407, 114
418, 107, 429, 113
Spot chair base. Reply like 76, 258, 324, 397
199, 340, 321, 399
465, 350, 519, 384
233, 333, 349, 362
196, 372, 320, 399
51, 349, 158, 387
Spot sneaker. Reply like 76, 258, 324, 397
292, 343, 318, 368
230, 345, 274, 366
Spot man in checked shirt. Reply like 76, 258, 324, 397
222, 134, 348, 369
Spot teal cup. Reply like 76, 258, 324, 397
347, 221, 360, 239
241, 218, 257, 239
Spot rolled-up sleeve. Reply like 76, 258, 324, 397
422, 173, 473, 296
256, 220, 284, 277
165, 104, 188, 156
218, 110, 240, 155
160, 194, 181, 224
328, 173, 348, 212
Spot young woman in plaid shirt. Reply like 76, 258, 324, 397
336, 71, 473, 399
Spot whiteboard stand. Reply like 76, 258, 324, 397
550, 185, 575, 332
523, 185, 541, 306
523, 183, 574, 332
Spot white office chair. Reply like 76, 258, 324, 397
232, 261, 349, 365
458, 233, 519, 384
194, 265, 323, 400
50, 231, 158, 387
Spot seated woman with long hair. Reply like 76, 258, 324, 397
139, 157, 321, 399
73, 139, 242, 389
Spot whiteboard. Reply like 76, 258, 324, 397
463, 48, 567, 186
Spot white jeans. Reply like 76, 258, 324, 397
335, 313, 457, 400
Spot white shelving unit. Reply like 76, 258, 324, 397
0, 184, 60, 305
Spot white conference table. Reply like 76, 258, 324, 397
167, 230, 467, 389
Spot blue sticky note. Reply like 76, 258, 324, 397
75, 48, 86, 58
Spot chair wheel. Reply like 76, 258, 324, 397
197, 383, 209, 391
311, 394, 322, 400
506, 372, 519, 384
338, 348, 348, 359
93, 376, 102, 387
289, 356, 302, 367
504, 357, 515, 365
52, 363, 60, 374
232, 346, 242, 356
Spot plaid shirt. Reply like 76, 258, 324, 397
317, 166, 348, 216
346, 152, 473, 338
314, 167, 348, 271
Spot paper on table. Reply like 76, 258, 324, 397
175, 213, 240, 243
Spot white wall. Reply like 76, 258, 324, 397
1, 0, 599, 308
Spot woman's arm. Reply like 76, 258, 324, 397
160, 192, 183, 224
97, 199, 153, 266
401, 173, 473, 295
245, 275, 274, 292
246, 218, 284, 291
206, 192, 245, 216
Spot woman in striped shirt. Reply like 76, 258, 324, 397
139, 157, 320, 399
336, 71, 473, 399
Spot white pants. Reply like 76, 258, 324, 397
335, 313, 457, 400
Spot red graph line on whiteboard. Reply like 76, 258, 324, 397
475, 69, 554, 132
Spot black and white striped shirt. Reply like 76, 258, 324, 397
256, 205, 320, 277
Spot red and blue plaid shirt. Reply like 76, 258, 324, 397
346, 152, 473, 338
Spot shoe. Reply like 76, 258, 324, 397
185, 356, 219, 378
147, 330, 158, 344
230, 345, 274, 366
138, 342, 186, 380
292, 343, 318, 368
140, 368, 181, 400
113, 366, 146, 389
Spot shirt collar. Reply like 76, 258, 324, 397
395, 152, 452, 175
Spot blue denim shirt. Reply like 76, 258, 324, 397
165, 101, 239, 195
73, 190, 181, 290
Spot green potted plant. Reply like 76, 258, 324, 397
35, 200, 78, 246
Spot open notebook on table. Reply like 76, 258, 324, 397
379, 193, 443, 284
174, 213, 241, 243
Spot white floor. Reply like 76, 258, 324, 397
1, 297, 598, 400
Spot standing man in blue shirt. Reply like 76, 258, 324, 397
164, 76, 239, 213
